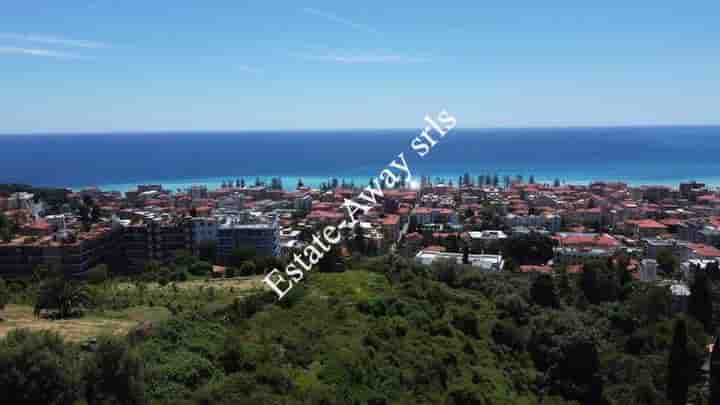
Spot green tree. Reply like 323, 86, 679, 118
688, 270, 713, 332
142, 260, 162, 282
318, 245, 344, 273
557, 267, 573, 300
197, 240, 217, 264
190, 261, 213, 277
0, 212, 12, 242
35, 276, 92, 319
0, 277, 8, 319
0, 329, 83, 404
86, 264, 109, 285
83, 336, 145, 405
615, 255, 632, 286
239, 261, 256, 276
711, 335, 720, 405
580, 263, 600, 304
530, 274, 560, 308
657, 249, 678, 274
666, 319, 689, 405
228, 248, 256, 268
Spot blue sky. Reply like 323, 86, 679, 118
1, 1, 719, 133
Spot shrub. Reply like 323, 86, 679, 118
86, 264, 109, 284
189, 261, 213, 277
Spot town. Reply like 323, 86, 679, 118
1, 177, 717, 301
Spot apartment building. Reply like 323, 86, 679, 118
217, 216, 280, 258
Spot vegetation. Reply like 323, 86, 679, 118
35, 274, 92, 319
0, 277, 8, 320
0, 329, 144, 405
666, 319, 690, 405
0, 252, 715, 404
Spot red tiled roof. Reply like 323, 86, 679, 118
627, 219, 667, 229
659, 218, 684, 226
307, 210, 344, 221
687, 243, 720, 258
25, 220, 51, 231
405, 232, 423, 240
382, 215, 399, 226
567, 264, 583, 274
519, 265, 553, 274
554, 233, 621, 247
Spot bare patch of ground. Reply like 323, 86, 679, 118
0, 305, 137, 342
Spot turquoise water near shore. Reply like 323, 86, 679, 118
1, 126, 719, 192
91, 174, 720, 194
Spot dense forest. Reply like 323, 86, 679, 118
0, 253, 717, 404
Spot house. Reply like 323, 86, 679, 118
625, 219, 668, 238
552, 233, 621, 264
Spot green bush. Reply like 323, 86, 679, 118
190, 261, 213, 277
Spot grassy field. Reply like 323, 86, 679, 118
0, 304, 143, 341
115, 275, 266, 293
0, 275, 266, 342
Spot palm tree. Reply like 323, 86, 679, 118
35, 276, 91, 319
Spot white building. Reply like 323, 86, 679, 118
294, 194, 313, 212
467, 230, 508, 241
504, 213, 561, 233
217, 193, 245, 211
680, 259, 718, 282
415, 250, 504, 272
45, 214, 67, 232
639, 259, 658, 282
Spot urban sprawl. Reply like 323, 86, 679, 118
0, 178, 717, 308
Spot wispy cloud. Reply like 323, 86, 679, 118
0, 33, 109, 49
302, 8, 379, 34
0, 46, 85, 59
237, 64, 261, 73
298, 51, 428, 64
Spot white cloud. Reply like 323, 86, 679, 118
299, 52, 428, 64
0, 33, 109, 49
0, 46, 84, 59
301, 8, 379, 34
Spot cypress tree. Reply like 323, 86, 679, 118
666, 319, 689, 405
530, 273, 559, 308
689, 270, 713, 333
580, 264, 599, 304
558, 266, 572, 299
711, 335, 720, 405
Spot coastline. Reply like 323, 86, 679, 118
76, 172, 720, 193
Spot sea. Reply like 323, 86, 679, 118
1, 126, 719, 193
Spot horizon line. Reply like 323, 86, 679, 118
1, 123, 720, 136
